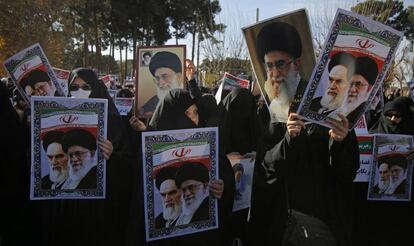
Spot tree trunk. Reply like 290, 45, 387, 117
125, 41, 128, 81
119, 39, 123, 84
93, 10, 101, 71
83, 36, 88, 67
197, 34, 201, 83
191, 31, 196, 62
132, 33, 137, 79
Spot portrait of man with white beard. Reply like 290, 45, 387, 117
342, 56, 378, 126
61, 129, 98, 190
139, 51, 183, 116
373, 162, 391, 194
388, 155, 409, 195
257, 22, 309, 122
154, 167, 182, 229
309, 52, 355, 116
41, 131, 69, 190
175, 162, 210, 225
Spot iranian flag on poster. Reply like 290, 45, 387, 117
53, 67, 70, 96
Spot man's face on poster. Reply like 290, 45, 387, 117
143, 54, 151, 64
159, 179, 182, 220
153, 67, 181, 100
347, 74, 371, 107
46, 142, 69, 183
181, 179, 208, 214
390, 164, 405, 184
263, 50, 299, 104
321, 65, 350, 110
67, 145, 95, 180
33, 81, 55, 96
378, 163, 390, 183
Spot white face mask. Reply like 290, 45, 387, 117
70, 89, 91, 98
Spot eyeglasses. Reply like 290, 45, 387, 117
69, 84, 91, 91
181, 183, 203, 193
68, 150, 90, 159
264, 59, 294, 71
350, 80, 369, 89
385, 112, 402, 118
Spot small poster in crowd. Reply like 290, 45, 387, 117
354, 114, 368, 135
115, 97, 134, 116
108, 89, 117, 100
407, 80, 414, 102
297, 9, 403, 129
141, 127, 219, 241
367, 134, 413, 201
136, 45, 186, 117
215, 72, 250, 103
354, 135, 373, 182
243, 9, 315, 122
30, 96, 108, 200
3, 43, 65, 105
52, 67, 70, 96
227, 152, 255, 212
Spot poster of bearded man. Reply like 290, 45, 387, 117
243, 9, 315, 122
297, 9, 403, 129
141, 127, 218, 241
136, 45, 186, 117
30, 96, 107, 199
368, 134, 413, 201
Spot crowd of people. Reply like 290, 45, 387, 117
1, 52, 414, 246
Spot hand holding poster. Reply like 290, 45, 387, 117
30, 96, 107, 199
297, 9, 403, 129
3, 43, 65, 105
141, 127, 218, 241
368, 134, 413, 201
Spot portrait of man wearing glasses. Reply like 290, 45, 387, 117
343, 56, 378, 125
61, 129, 98, 190
174, 162, 210, 225
20, 69, 58, 97
257, 22, 308, 122
139, 51, 183, 116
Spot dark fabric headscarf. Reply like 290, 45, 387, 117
219, 88, 262, 155
369, 96, 414, 135
149, 89, 197, 130
68, 68, 127, 151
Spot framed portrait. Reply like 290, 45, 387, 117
367, 134, 413, 201
30, 96, 108, 199
135, 45, 186, 117
297, 9, 403, 129
141, 127, 218, 241
3, 43, 66, 105
242, 9, 315, 122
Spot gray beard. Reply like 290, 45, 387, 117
49, 166, 68, 184
343, 93, 368, 115
377, 180, 390, 193
163, 203, 182, 221
69, 157, 95, 182
269, 70, 299, 122
182, 190, 208, 216
320, 91, 346, 111
156, 78, 180, 100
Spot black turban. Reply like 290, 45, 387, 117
257, 22, 302, 62
155, 166, 178, 190
149, 51, 182, 76
378, 154, 407, 169
21, 70, 50, 88
354, 56, 378, 85
62, 129, 97, 153
42, 131, 64, 151
175, 162, 209, 188
328, 52, 355, 79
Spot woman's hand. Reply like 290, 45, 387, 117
287, 113, 305, 138
209, 179, 224, 199
99, 138, 113, 160
129, 115, 147, 131
326, 113, 349, 142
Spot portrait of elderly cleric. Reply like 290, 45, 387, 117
155, 166, 182, 229
309, 52, 355, 116
61, 129, 98, 190
20, 69, 58, 97
342, 56, 378, 126
174, 162, 210, 225
243, 9, 315, 122
142, 51, 152, 66
373, 154, 409, 195
137, 49, 185, 116
41, 131, 69, 190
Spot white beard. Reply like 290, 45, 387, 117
181, 189, 208, 216
62, 155, 96, 190
49, 166, 68, 184
163, 202, 182, 221
156, 78, 180, 100
268, 69, 299, 122
377, 180, 390, 194
387, 175, 406, 194
343, 92, 368, 115
320, 90, 346, 111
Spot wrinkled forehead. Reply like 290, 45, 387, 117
160, 179, 178, 192
329, 65, 348, 78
